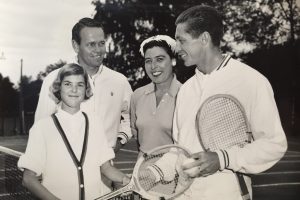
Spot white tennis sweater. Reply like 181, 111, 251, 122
173, 57, 287, 200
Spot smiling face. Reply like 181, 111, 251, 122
144, 46, 174, 85
175, 23, 204, 67
73, 27, 106, 70
60, 75, 86, 114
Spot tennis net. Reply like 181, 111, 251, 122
0, 146, 140, 200
0, 145, 36, 200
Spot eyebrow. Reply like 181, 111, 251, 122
145, 55, 166, 59
62, 80, 85, 84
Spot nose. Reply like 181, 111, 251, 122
175, 41, 181, 52
71, 85, 78, 93
151, 60, 157, 70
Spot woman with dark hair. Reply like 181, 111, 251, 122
130, 35, 182, 157
18, 63, 130, 200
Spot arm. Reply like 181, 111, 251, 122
217, 78, 287, 174
130, 92, 138, 140
22, 169, 60, 200
100, 161, 130, 186
117, 80, 133, 144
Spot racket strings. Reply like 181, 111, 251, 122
136, 147, 193, 198
198, 97, 249, 151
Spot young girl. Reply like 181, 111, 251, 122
18, 63, 130, 200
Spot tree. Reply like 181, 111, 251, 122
92, 0, 300, 88
37, 59, 66, 80
0, 74, 19, 117
92, 0, 219, 88
21, 76, 43, 114
223, 0, 300, 55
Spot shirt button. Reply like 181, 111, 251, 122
78, 166, 82, 170
80, 184, 84, 188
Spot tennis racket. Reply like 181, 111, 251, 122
95, 144, 194, 200
196, 94, 253, 200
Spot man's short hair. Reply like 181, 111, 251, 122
72, 17, 104, 44
175, 5, 223, 46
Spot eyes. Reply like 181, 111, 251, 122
86, 41, 106, 49
145, 56, 165, 65
62, 81, 86, 89
177, 38, 185, 45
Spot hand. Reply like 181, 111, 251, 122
182, 152, 220, 178
122, 175, 131, 186
112, 175, 130, 189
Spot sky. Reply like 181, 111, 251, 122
0, 0, 96, 84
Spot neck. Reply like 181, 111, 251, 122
196, 49, 223, 74
84, 65, 100, 76
61, 104, 80, 115
78, 60, 100, 76
155, 74, 174, 93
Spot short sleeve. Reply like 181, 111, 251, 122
18, 122, 47, 176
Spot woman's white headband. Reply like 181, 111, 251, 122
139, 35, 177, 57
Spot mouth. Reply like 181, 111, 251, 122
68, 95, 80, 98
152, 71, 162, 77
178, 51, 187, 59
92, 54, 103, 59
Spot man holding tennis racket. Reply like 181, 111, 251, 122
171, 5, 287, 200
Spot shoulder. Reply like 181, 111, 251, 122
230, 58, 270, 85
178, 75, 196, 94
102, 66, 129, 83
31, 116, 54, 130
132, 83, 152, 101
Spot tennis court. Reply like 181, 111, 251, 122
1, 136, 300, 199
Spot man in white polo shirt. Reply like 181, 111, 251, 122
35, 17, 132, 150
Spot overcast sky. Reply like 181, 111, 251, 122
0, 0, 96, 84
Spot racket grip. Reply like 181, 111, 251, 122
94, 184, 133, 200
236, 173, 251, 200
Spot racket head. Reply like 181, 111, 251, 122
196, 94, 252, 151
132, 144, 194, 200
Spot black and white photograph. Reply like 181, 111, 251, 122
0, 0, 299, 199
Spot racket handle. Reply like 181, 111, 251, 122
94, 184, 133, 200
236, 173, 251, 200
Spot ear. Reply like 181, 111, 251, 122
200, 32, 211, 45
172, 59, 176, 66
72, 40, 79, 54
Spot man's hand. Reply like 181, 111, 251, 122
182, 152, 220, 178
